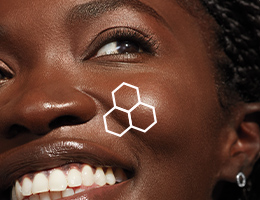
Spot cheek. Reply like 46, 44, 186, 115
138, 78, 222, 154
122, 64, 225, 195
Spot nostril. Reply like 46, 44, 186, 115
7, 124, 30, 138
49, 115, 84, 130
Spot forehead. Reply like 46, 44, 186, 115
0, 0, 167, 40
0, 0, 165, 20
0, 0, 201, 26
0, 0, 209, 43
0, 1, 174, 45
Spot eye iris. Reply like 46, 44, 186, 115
116, 41, 140, 54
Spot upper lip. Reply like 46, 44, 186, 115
0, 138, 135, 192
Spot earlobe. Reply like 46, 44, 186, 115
219, 102, 260, 183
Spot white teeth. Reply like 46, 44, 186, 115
15, 181, 23, 200
13, 165, 128, 199
32, 173, 49, 194
94, 167, 106, 186
62, 188, 75, 197
49, 169, 67, 192
22, 177, 33, 196
67, 168, 82, 187
106, 168, 116, 185
29, 195, 40, 200
50, 192, 61, 199
39, 192, 51, 200
82, 165, 94, 186
114, 168, 127, 183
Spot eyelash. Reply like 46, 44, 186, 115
84, 27, 158, 60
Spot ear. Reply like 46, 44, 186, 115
219, 102, 260, 183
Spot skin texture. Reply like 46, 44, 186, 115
0, 0, 259, 199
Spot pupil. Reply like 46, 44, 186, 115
116, 41, 139, 54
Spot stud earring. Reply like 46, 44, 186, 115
236, 172, 246, 188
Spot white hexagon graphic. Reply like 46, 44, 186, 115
103, 107, 131, 137
112, 82, 140, 112
103, 82, 157, 137
129, 102, 157, 133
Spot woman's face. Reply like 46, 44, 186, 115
0, 0, 228, 199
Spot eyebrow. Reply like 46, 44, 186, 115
67, 0, 166, 24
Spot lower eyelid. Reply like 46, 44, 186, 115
91, 52, 152, 64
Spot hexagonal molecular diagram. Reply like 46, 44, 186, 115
112, 83, 140, 111
129, 102, 157, 132
103, 107, 131, 137
104, 82, 157, 137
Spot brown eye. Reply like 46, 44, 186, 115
96, 40, 143, 57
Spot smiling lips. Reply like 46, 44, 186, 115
12, 164, 128, 200
0, 140, 133, 200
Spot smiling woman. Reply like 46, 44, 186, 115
0, 0, 259, 200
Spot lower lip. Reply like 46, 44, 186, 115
62, 181, 130, 200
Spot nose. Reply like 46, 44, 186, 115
1, 84, 96, 137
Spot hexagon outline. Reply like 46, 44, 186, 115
129, 102, 157, 133
104, 82, 157, 137
112, 82, 141, 110
103, 107, 132, 137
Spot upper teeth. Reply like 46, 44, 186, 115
12, 164, 127, 200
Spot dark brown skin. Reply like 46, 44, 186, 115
0, 0, 260, 199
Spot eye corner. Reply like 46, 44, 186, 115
0, 60, 15, 83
